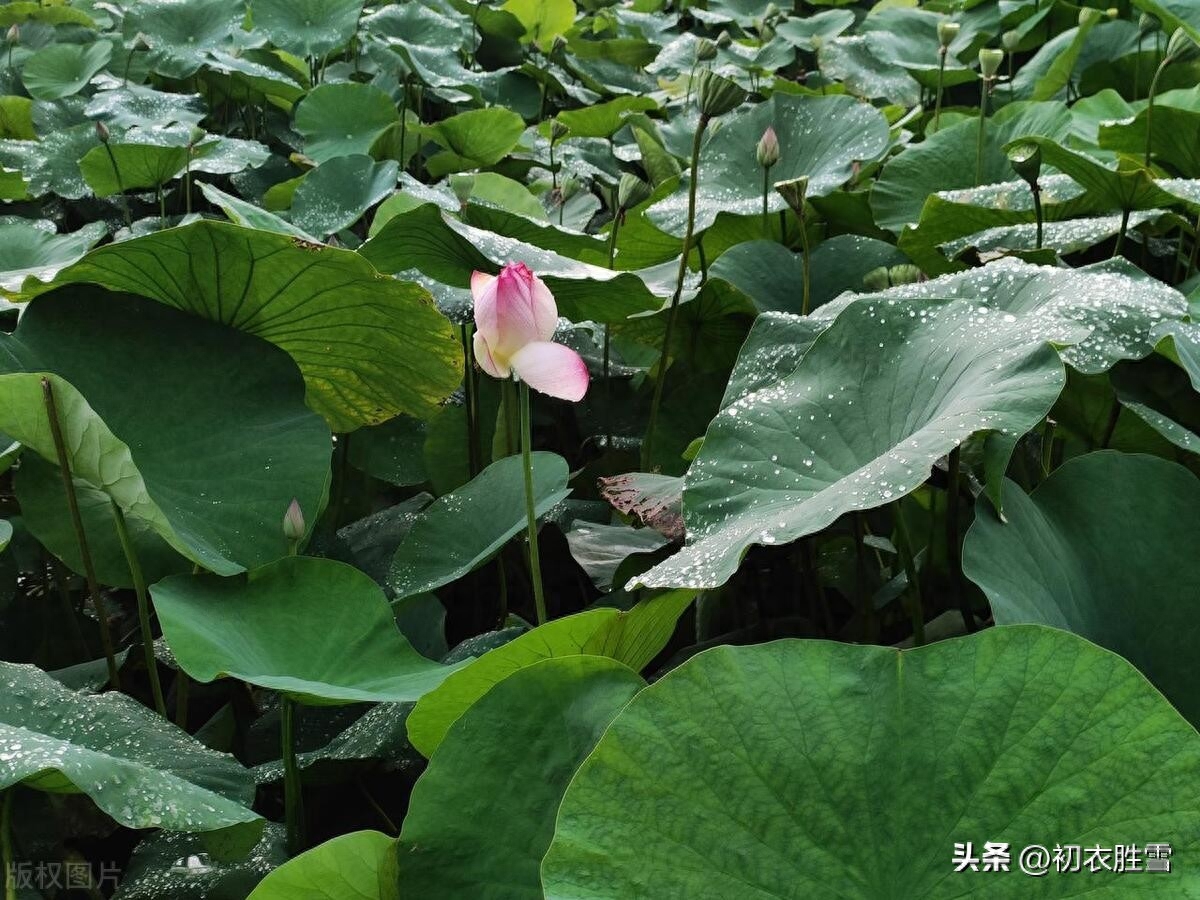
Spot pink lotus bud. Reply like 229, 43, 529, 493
471, 262, 589, 402
757, 126, 779, 168
282, 498, 305, 542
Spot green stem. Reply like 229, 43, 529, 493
933, 51, 947, 131
282, 697, 305, 856
175, 670, 189, 729
974, 83, 989, 186
460, 324, 480, 478
798, 209, 812, 315
761, 165, 770, 237
42, 378, 119, 690
157, 185, 166, 230
946, 447, 974, 632
184, 156, 192, 216
604, 211, 622, 451
644, 114, 709, 469
1031, 182, 1043, 250
103, 144, 132, 227
111, 501, 166, 717
1187, 212, 1200, 280
500, 379, 518, 457
1145, 60, 1167, 168
1114, 207, 1131, 258
1040, 418, 1055, 477
892, 503, 925, 646
519, 382, 547, 625
1, 790, 13, 900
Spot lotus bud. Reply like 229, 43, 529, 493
132, 31, 150, 51
187, 125, 206, 147
862, 266, 891, 292
6, 24, 18, 45
550, 120, 570, 144
887, 264, 923, 286
978, 48, 1004, 79
695, 68, 747, 119
1165, 26, 1194, 62
551, 34, 569, 56
937, 20, 959, 49
695, 37, 718, 61
1007, 141, 1042, 187
1001, 30, 1020, 53
756, 126, 779, 169
1106, 8, 1118, 19
282, 499, 305, 542
715, 30, 732, 49
617, 172, 650, 210
1078, 7, 1102, 27
774, 175, 808, 217
95, 120, 110, 143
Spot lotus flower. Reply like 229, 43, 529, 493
471, 262, 589, 402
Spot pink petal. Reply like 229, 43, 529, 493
472, 274, 502, 349
529, 273, 560, 341
489, 263, 542, 356
509, 341, 590, 402
470, 270, 495, 302
473, 330, 509, 379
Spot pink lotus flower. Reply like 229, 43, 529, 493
471, 262, 590, 402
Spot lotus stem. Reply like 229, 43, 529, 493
604, 209, 622, 451
1, 790, 13, 900
41, 378, 120, 691
798, 208, 812, 314
761, 166, 770, 236
460, 324, 481, 478
946, 446, 974, 632
103, 143, 132, 227
933, 53, 947, 131
1031, 181, 1044, 250
1114, 207, 1131, 258
974, 87, 989, 186
519, 381, 548, 625
891, 503, 925, 646
111, 501, 166, 717
1144, 60, 1167, 168
644, 114, 709, 469
175, 670, 189, 729
282, 696, 305, 856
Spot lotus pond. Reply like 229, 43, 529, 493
1, 0, 1200, 897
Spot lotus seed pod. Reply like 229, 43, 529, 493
1106, 8, 1118, 19
937, 20, 960, 49
617, 172, 651, 210
282, 499, 305, 542
1138, 12, 1158, 34
887, 264, 923, 286
550, 120, 570, 143
756, 126, 780, 168
978, 48, 1004, 79
1001, 30, 1020, 52
695, 69, 747, 118
715, 31, 732, 49
1078, 7, 1102, 27
774, 175, 808, 216
6, 24, 18, 44
95, 120, 110, 143
1166, 26, 1194, 62
1007, 141, 1042, 186
695, 38, 718, 61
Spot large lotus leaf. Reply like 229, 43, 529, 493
0, 659, 262, 837
542, 625, 1200, 898
1099, 91, 1200, 178
360, 203, 667, 324
203, 50, 307, 105
816, 35, 919, 106
635, 298, 1065, 591
860, 8, 975, 88
964, 452, 1200, 724
1132, 0, 1200, 42
289, 155, 398, 238
0, 2, 95, 26
21, 41, 112, 101
78, 142, 191, 196
0, 123, 98, 199
293, 82, 400, 164
871, 101, 1074, 232
125, 0, 247, 79
647, 93, 889, 237
253, 0, 364, 59
421, 107, 527, 178
399, 656, 643, 899
502, 0, 575, 50
0, 289, 330, 576
837, 257, 1188, 375
774, 9, 855, 50
388, 452, 571, 600
0, 221, 105, 291
113, 826, 287, 900
16, 221, 462, 430
85, 81, 206, 129
407, 591, 695, 757
152, 556, 462, 706
247, 831, 398, 900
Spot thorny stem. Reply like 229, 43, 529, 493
41, 378, 120, 690
282, 697, 305, 856
644, 114, 709, 469
519, 382, 548, 625
111, 502, 166, 717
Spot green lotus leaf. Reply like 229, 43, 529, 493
252, 0, 365, 59
293, 82, 400, 164
965, 451, 1200, 724
15, 220, 462, 430
388, 452, 571, 600
0, 123, 99, 199
289, 154, 398, 238
0, 220, 105, 291
0, 2, 95, 27
543, 625, 1200, 898
407, 591, 694, 757
399, 656, 644, 899
647, 93, 890, 237
125, 0, 247, 79
114, 826, 287, 900
502, 0, 576, 50
246, 831, 398, 900
153, 556, 463, 705
85, 81, 206, 129
0, 518, 10, 552
0, 659, 262, 838
0, 288, 331, 576
21, 41, 112, 101
636, 297, 1065, 591
422, 107, 527, 178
